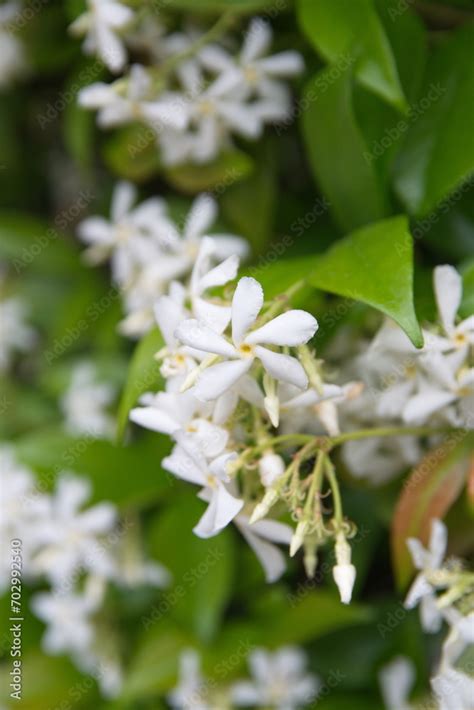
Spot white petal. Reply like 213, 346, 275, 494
429, 518, 447, 568
111, 181, 136, 222
198, 254, 239, 292
238, 525, 287, 583
206, 235, 250, 260
129, 406, 179, 434
175, 319, 236, 357
193, 484, 243, 538
241, 19, 272, 63
96, 23, 127, 73
193, 298, 231, 333
232, 277, 263, 345
379, 657, 415, 710
212, 390, 239, 425
194, 359, 253, 401
245, 310, 318, 346
255, 346, 308, 389
420, 594, 443, 633
434, 265, 462, 335
218, 102, 262, 138
403, 389, 456, 424
154, 295, 185, 350
257, 51, 304, 76
248, 517, 293, 545
78, 82, 115, 108
77, 217, 113, 246
406, 538, 428, 569
162, 446, 204, 486
185, 194, 216, 241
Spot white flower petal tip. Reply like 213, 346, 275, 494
249, 489, 278, 525
333, 563, 356, 604
289, 522, 307, 557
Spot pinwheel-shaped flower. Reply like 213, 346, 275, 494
175, 276, 318, 402
163, 432, 243, 538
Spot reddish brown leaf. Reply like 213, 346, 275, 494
391, 431, 473, 589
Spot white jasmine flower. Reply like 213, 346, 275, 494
402, 349, 473, 427
433, 265, 474, 352
0, 3, 28, 87
167, 193, 249, 267
235, 513, 292, 583
440, 609, 474, 668
332, 532, 356, 604
0, 292, 36, 372
70, 0, 134, 73
168, 649, 209, 710
77, 181, 168, 285
79, 64, 188, 130
30, 474, 117, 586
176, 276, 318, 401
201, 19, 303, 104
231, 646, 319, 709
405, 518, 447, 632
0, 448, 49, 588
32, 586, 100, 656
163, 432, 243, 538
378, 656, 415, 710
61, 361, 116, 439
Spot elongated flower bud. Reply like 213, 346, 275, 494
333, 532, 356, 604
259, 453, 285, 488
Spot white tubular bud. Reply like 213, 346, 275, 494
259, 453, 285, 488
264, 394, 280, 428
290, 521, 308, 557
249, 489, 279, 524
333, 532, 356, 604
304, 544, 318, 579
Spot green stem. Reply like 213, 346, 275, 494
324, 457, 343, 524
304, 450, 326, 516
330, 425, 463, 446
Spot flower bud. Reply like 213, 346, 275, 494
259, 453, 285, 488
304, 542, 318, 578
290, 521, 308, 557
249, 489, 279, 524
333, 532, 356, 604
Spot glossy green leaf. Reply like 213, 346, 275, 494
301, 67, 389, 232
393, 23, 474, 217
308, 216, 423, 347
392, 433, 473, 588
460, 260, 474, 318
15, 429, 171, 509
298, 0, 407, 111
117, 327, 164, 441
148, 494, 235, 641
164, 150, 254, 194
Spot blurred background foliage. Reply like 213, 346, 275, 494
1, 0, 473, 708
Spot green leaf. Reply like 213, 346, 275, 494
15, 429, 171, 509
252, 590, 373, 647
221, 142, 276, 254
298, 0, 407, 111
392, 433, 473, 588
0, 652, 89, 710
117, 327, 164, 441
102, 123, 161, 183
460, 260, 474, 319
121, 623, 192, 701
164, 150, 254, 194
301, 67, 389, 232
148, 494, 235, 641
393, 24, 474, 217
308, 216, 423, 347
